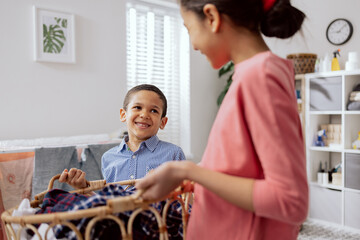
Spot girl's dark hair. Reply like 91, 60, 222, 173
180, 0, 305, 39
123, 84, 168, 118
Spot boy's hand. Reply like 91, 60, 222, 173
59, 168, 88, 189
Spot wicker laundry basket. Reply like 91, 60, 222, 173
286, 53, 317, 74
1, 174, 193, 240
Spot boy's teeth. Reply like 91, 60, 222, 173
137, 123, 149, 127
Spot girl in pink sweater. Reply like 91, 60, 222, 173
136, 0, 308, 239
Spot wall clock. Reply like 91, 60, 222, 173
326, 18, 353, 45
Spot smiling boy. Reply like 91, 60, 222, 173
59, 84, 185, 188
101, 84, 185, 183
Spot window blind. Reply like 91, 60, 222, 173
126, 0, 191, 157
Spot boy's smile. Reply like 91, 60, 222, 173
136, 122, 150, 128
120, 90, 168, 149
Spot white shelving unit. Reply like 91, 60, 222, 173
305, 70, 360, 230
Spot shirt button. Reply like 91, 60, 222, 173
132, 155, 136, 159
130, 175, 134, 179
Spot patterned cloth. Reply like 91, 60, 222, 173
0, 152, 35, 240
36, 189, 89, 214
36, 184, 189, 240
0, 152, 34, 210
0, 188, 5, 240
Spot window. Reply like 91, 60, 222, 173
126, 0, 191, 157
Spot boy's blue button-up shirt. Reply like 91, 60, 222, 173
101, 135, 185, 183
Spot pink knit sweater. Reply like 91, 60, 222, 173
186, 51, 308, 240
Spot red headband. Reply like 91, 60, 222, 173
263, 0, 276, 12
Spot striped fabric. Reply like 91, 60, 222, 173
102, 135, 185, 183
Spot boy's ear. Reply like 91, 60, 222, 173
203, 3, 221, 33
119, 108, 127, 122
159, 117, 168, 130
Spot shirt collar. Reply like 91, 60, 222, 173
143, 135, 159, 152
117, 136, 129, 153
117, 135, 159, 153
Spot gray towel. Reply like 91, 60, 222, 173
32, 146, 79, 199
347, 101, 360, 110
81, 143, 119, 182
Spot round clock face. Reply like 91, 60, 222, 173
326, 18, 353, 45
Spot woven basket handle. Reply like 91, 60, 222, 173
47, 174, 139, 192
46, 173, 91, 191
46, 174, 193, 202
47, 174, 61, 190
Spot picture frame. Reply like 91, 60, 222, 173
33, 6, 76, 63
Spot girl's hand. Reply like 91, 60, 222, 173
135, 161, 191, 200
58, 168, 88, 189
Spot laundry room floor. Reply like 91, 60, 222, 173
298, 219, 360, 240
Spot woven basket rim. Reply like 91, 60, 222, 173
286, 53, 317, 58
1, 175, 193, 225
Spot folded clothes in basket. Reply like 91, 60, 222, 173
35, 184, 190, 240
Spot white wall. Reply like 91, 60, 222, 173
190, 50, 220, 162
266, 0, 360, 67
1, 0, 360, 162
0, 1, 128, 139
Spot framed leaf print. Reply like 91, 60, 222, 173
33, 7, 75, 63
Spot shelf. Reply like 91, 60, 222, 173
309, 146, 343, 152
309, 111, 342, 115
344, 149, 360, 154
310, 181, 343, 191
306, 71, 360, 229
306, 69, 360, 78
295, 74, 305, 81
344, 188, 360, 194
345, 111, 360, 115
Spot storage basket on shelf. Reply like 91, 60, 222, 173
1, 174, 193, 240
286, 53, 317, 74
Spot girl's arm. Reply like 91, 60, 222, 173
135, 160, 255, 212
